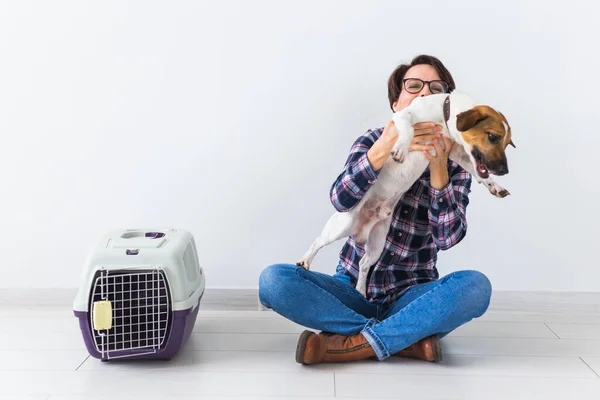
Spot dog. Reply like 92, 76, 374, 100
296, 91, 515, 297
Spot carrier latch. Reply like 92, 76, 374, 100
93, 300, 113, 330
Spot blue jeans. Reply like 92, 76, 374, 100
258, 263, 492, 360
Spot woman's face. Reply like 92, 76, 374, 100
392, 64, 447, 112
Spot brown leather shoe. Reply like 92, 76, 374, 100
295, 330, 376, 365
391, 334, 442, 362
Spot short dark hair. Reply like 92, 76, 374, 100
387, 54, 456, 111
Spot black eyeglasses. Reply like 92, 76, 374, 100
403, 78, 449, 94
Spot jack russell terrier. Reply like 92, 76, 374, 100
296, 91, 515, 297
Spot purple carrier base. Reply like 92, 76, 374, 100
74, 294, 202, 362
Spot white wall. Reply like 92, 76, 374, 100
0, 0, 598, 291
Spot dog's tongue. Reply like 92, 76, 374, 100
476, 161, 489, 177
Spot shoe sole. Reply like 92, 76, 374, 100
295, 330, 314, 364
431, 334, 442, 362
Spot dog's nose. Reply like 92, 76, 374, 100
495, 164, 509, 175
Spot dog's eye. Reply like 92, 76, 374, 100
487, 133, 501, 144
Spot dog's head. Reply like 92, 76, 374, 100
455, 106, 515, 179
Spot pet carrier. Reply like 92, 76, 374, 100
73, 228, 205, 361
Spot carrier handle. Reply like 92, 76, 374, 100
120, 230, 166, 239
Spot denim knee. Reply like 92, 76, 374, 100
454, 270, 492, 318
258, 263, 295, 308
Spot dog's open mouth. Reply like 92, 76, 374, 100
472, 148, 490, 179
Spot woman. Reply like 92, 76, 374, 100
258, 54, 492, 364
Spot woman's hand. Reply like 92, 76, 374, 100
425, 134, 455, 167
367, 120, 398, 171
425, 134, 457, 190
409, 122, 443, 153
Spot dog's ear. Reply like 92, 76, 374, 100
498, 111, 516, 148
456, 108, 487, 132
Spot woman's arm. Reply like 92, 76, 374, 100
425, 135, 472, 250
428, 166, 472, 250
329, 130, 381, 212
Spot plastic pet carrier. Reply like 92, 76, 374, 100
73, 228, 205, 361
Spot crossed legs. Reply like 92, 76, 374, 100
259, 263, 492, 363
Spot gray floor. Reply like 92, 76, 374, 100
1, 288, 600, 399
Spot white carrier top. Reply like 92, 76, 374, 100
73, 228, 205, 313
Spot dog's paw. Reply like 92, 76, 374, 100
391, 139, 411, 163
390, 148, 406, 163
296, 260, 310, 270
497, 189, 510, 198
390, 149, 404, 163
486, 182, 510, 198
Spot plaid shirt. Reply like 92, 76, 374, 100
331, 127, 472, 305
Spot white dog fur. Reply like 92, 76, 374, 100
296, 91, 511, 297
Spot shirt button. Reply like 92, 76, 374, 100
439, 198, 444, 203
403, 210, 408, 214
390, 252, 395, 256
397, 232, 402, 237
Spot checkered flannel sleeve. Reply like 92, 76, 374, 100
329, 130, 380, 212
427, 167, 472, 250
